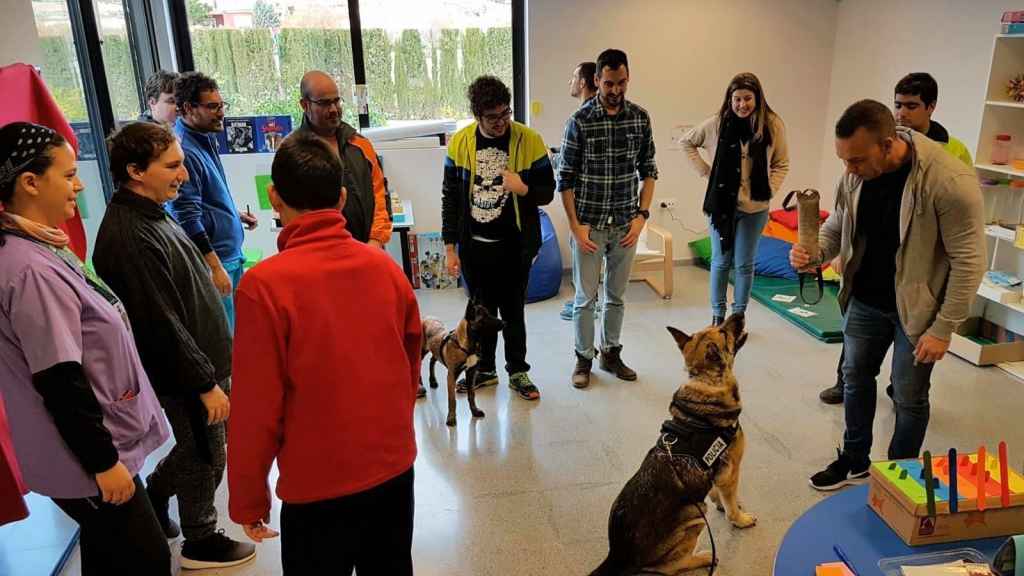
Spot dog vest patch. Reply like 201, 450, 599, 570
702, 436, 728, 468
659, 419, 738, 471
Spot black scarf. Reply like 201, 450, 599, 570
702, 114, 772, 251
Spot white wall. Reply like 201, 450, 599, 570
819, 0, 1009, 205
527, 0, 841, 262
0, 0, 43, 68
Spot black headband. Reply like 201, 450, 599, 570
0, 125, 59, 187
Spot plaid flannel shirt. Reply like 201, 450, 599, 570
556, 97, 658, 228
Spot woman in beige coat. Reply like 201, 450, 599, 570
682, 72, 789, 326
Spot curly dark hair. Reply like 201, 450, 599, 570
144, 70, 179, 103
107, 122, 177, 188
467, 75, 511, 119
174, 71, 219, 113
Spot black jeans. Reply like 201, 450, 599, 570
281, 466, 415, 576
460, 238, 530, 374
53, 475, 171, 576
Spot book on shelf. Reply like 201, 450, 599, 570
1002, 22, 1024, 34
1002, 10, 1024, 22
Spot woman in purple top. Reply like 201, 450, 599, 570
0, 123, 171, 575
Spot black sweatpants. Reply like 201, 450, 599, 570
53, 475, 171, 576
280, 467, 415, 576
460, 238, 530, 374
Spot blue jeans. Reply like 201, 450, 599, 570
572, 224, 637, 360
842, 297, 934, 462
709, 210, 769, 318
221, 258, 244, 334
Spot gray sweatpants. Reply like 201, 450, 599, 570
146, 380, 228, 541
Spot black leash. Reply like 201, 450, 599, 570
697, 502, 717, 576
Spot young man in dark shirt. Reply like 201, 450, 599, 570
441, 75, 555, 401
94, 122, 255, 569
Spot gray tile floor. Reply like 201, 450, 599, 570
59, 266, 1024, 575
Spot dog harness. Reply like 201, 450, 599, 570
657, 412, 738, 471
439, 330, 478, 371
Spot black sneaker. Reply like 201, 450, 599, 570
809, 449, 870, 491
180, 529, 257, 570
819, 381, 844, 405
145, 483, 180, 539
456, 370, 498, 393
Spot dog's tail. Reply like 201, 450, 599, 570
587, 555, 625, 576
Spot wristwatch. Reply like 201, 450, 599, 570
637, 209, 650, 220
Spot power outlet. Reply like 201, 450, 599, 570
659, 199, 678, 209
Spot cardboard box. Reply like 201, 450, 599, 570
949, 317, 1024, 366
868, 463, 1024, 546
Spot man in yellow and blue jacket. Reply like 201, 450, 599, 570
441, 75, 555, 401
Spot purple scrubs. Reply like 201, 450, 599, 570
0, 235, 168, 499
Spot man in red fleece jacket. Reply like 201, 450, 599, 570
227, 133, 421, 575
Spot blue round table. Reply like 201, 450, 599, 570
774, 484, 1004, 575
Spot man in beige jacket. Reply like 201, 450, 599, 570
791, 99, 984, 491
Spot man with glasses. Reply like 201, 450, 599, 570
441, 75, 555, 401
558, 48, 657, 389
295, 70, 391, 247
170, 71, 257, 332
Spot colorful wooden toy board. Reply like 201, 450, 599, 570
868, 446, 1024, 546
872, 453, 1024, 516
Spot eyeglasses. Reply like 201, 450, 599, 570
482, 107, 512, 122
198, 101, 228, 113
308, 97, 343, 109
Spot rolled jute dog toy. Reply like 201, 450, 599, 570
795, 188, 824, 305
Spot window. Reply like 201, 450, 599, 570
179, 0, 516, 128
32, 0, 89, 123
184, 0, 357, 127
93, 0, 144, 121
360, 0, 513, 126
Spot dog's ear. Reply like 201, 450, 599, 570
464, 298, 477, 320
666, 326, 691, 351
722, 313, 745, 339
734, 331, 748, 354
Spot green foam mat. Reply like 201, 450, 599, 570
742, 275, 844, 343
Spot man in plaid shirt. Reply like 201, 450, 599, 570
557, 48, 658, 389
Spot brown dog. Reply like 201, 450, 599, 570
589, 314, 754, 576
420, 300, 505, 427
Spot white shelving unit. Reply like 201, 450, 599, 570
973, 34, 1024, 377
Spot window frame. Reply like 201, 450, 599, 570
166, 0, 526, 129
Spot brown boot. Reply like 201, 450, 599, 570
572, 354, 592, 389
599, 346, 637, 381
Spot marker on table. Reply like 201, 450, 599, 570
833, 544, 859, 576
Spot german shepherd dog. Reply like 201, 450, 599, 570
589, 314, 754, 576
421, 300, 505, 427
